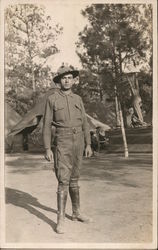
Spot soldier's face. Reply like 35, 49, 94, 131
60, 73, 74, 90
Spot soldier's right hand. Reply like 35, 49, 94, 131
45, 149, 53, 162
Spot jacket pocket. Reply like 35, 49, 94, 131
74, 103, 82, 119
54, 104, 65, 122
75, 103, 82, 110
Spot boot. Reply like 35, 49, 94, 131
69, 186, 92, 223
56, 190, 67, 234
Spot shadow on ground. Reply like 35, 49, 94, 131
5, 188, 72, 228
5, 188, 57, 231
5, 153, 152, 187
80, 154, 152, 187
5, 156, 53, 175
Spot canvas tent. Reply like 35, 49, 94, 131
5, 103, 22, 135
7, 88, 110, 152
7, 87, 58, 138
86, 114, 110, 131
5, 103, 22, 151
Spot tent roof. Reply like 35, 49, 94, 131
8, 87, 58, 136
5, 103, 22, 136
86, 114, 110, 131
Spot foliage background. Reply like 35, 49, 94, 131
5, 3, 152, 127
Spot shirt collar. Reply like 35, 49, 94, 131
59, 90, 74, 97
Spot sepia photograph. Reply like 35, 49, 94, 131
0, 0, 157, 249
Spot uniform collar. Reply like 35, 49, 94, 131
59, 90, 74, 97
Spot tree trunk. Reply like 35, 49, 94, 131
118, 101, 129, 158
132, 95, 143, 122
114, 85, 121, 127
31, 65, 36, 105
32, 67, 35, 92
112, 59, 120, 127
116, 47, 129, 157
126, 73, 144, 122
118, 48, 123, 74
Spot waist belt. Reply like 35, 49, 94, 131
56, 127, 83, 135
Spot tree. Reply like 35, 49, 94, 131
5, 4, 62, 114
76, 4, 152, 123
73, 69, 101, 103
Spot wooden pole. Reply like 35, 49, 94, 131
114, 85, 121, 127
114, 71, 129, 158
113, 71, 128, 157
118, 101, 129, 158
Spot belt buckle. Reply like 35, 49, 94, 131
72, 127, 77, 134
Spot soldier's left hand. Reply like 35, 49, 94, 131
85, 145, 93, 158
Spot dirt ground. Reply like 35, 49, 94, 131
4, 152, 153, 245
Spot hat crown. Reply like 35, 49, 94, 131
57, 64, 75, 76
53, 63, 79, 83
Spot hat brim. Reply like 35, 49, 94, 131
53, 70, 79, 83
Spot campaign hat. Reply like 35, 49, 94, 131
53, 65, 79, 83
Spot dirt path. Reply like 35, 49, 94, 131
5, 152, 153, 244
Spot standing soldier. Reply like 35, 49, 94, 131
43, 64, 92, 234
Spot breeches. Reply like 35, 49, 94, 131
53, 132, 84, 187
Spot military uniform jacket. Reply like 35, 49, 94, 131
43, 90, 91, 149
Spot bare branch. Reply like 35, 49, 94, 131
12, 23, 27, 34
